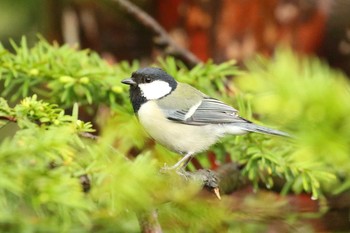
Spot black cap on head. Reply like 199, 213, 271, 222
131, 67, 177, 89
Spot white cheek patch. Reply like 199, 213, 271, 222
139, 80, 172, 100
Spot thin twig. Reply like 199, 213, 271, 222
112, 0, 201, 67
186, 169, 222, 199
137, 210, 163, 233
79, 132, 99, 140
0, 115, 17, 122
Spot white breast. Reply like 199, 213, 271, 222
138, 101, 223, 154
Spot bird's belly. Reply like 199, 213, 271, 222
138, 102, 220, 154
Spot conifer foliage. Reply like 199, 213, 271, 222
0, 38, 349, 232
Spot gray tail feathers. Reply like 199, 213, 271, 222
237, 123, 290, 137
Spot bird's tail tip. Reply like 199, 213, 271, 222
238, 123, 292, 138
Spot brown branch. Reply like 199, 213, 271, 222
184, 163, 248, 199
79, 132, 99, 140
0, 115, 17, 122
216, 163, 248, 195
112, 0, 201, 68
137, 210, 163, 233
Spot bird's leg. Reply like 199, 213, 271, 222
180, 153, 194, 168
176, 153, 195, 178
161, 152, 194, 173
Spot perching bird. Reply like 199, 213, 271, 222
121, 68, 289, 171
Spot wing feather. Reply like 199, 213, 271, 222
164, 97, 249, 125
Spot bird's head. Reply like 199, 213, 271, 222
121, 67, 177, 100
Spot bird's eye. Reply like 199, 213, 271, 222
145, 77, 152, 83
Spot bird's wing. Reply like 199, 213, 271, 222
187, 97, 249, 124
156, 83, 288, 136
160, 96, 249, 125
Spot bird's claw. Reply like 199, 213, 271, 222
160, 163, 171, 173
160, 162, 180, 172
160, 163, 189, 179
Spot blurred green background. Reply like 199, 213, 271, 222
1, 1, 350, 233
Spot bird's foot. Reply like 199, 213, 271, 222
160, 163, 184, 173
160, 153, 194, 173
160, 163, 180, 173
160, 164, 221, 199
175, 169, 191, 180
160, 164, 190, 179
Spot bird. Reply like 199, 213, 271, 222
121, 67, 289, 171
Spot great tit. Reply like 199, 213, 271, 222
121, 67, 289, 170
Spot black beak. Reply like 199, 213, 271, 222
121, 78, 136, 86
